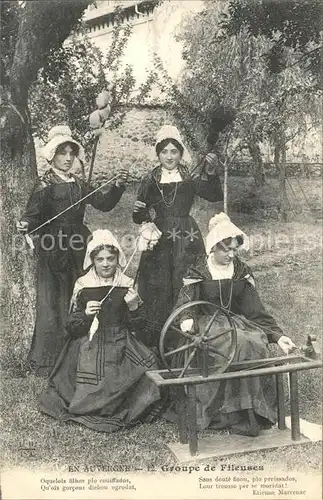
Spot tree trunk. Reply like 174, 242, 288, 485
223, 161, 228, 213
274, 137, 288, 222
248, 141, 266, 186
0, 102, 37, 371
0, 0, 92, 373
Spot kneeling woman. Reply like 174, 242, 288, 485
40, 230, 161, 432
176, 213, 295, 436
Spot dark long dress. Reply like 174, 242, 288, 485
21, 169, 125, 375
39, 285, 161, 432
132, 165, 223, 347
173, 255, 283, 430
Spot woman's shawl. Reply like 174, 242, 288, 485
182, 255, 254, 285
177, 255, 255, 313
176, 254, 283, 343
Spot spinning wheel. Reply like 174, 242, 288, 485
159, 301, 237, 377
149, 310, 321, 458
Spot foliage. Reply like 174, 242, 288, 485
221, 0, 322, 85
179, 1, 321, 151
152, 54, 209, 155
151, 4, 268, 165
29, 16, 138, 160
28, 4, 161, 163
153, 0, 322, 213
168, 3, 276, 192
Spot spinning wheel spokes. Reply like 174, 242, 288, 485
170, 325, 196, 341
206, 345, 229, 359
179, 347, 197, 378
202, 327, 233, 343
203, 309, 221, 336
159, 300, 237, 377
164, 341, 196, 358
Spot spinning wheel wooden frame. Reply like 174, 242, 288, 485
159, 301, 237, 377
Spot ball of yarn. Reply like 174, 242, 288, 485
208, 212, 230, 231
47, 125, 72, 141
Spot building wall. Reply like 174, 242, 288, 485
84, 0, 204, 86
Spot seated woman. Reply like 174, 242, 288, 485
176, 212, 295, 436
39, 230, 161, 432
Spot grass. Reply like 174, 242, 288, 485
1, 178, 322, 473
255, 253, 322, 423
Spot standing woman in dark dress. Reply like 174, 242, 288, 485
16, 125, 128, 376
132, 125, 223, 348
175, 212, 296, 435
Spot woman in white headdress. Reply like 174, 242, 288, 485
132, 125, 223, 348
171, 213, 296, 436
16, 126, 128, 376
39, 230, 162, 432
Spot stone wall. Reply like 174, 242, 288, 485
36, 107, 174, 180
36, 106, 322, 181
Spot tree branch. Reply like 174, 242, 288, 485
10, 0, 92, 107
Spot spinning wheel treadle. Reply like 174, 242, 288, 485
159, 300, 237, 377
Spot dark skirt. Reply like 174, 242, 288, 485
137, 215, 205, 348
164, 315, 277, 431
27, 225, 87, 376
39, 328, 162, 432
194, 315, 277, 429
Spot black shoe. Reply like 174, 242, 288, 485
256, 414, 274, 430
229, 410, 260, 437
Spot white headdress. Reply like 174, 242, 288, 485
206, 212, 247, 255
83, 229, 126, 270
42, 125, 85, 162
155, 125, 191, 164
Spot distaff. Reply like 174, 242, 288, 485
18, 85, 128, 239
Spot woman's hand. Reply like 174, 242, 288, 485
124, 287, 142, 311
204, 152, 219, 175
16, 220, 29, 233
180, 318, 194, 333
138, 222, 162, 251
85, 301, 101, 316
133, 200, 146, 213
115, 169, 129, 187
277, 335, 296, 354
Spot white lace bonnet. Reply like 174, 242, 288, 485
206, 212, 247, 254
83, 229, 126, 270
42, 125, 85, 162
155, 125, 191, 164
